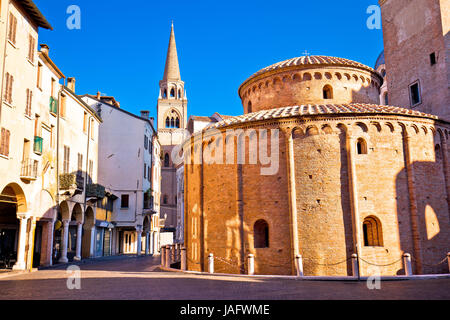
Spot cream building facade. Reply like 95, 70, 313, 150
82, 95, 161, 256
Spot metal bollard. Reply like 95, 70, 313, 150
403, 253, 413, 276
161, 246, 166, 267
208, 253, 214, 274
352, 253, 359, 278
295, 254, 304, 277
165, 246, 171, 268
181, 247, 187, 271
248, 254, 255, 276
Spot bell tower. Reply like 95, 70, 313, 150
157, 22, 188, 147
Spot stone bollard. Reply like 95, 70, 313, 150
208, 253, 214, 274
248, 254, 255, 276
295, 254, 304, 277
171, 245, 175, 262
352, 253, 359, 278
447, 252, 450, 274
403, 253, 413, 276
181, 247, 187, 271
165, 246, 171, 268
161, 246, 166, 267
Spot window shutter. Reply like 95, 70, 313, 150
5, 130, 10, 157
8, 14, 13, 41
0, 128, 5, 155
8, 75, 13, 104
29, 91, 33, 115
13, 16, 17, 44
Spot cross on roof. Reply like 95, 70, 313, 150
303, 50, 310, 56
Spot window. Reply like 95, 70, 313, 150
357, 138, 367, 155
248, 101, 252, 113
144, 164, 147, 179
409, 81, 421, 106
28, 35, 35, 62
144, 136, 148, 150
7, 13, 17, 44
121, 195, 129, 208
60, 94, 66, 118
175, 118, 180, 128
163, 89, 167, 98
380, 69, 386, 78
254, 220, 269, 248
63, 146, 70, 174
37, 63, 43, 89
25, 89, 33, 116
178, 89, 181, 99
88, 160, 93, 184
0, 128, 11, 157
90, 119, 95, 140
83, 112, 88, 133
77, 153, 83, 173
164, 153, 170, 167
4, 73, 14, 104
163, 195, 168, 205
363, 216, 383, 247
51, 78, 56, 98
383, 92, 389, 105
166, 117, 170, 128
170, 88, 175, 97
323, 85, 333, 99
430, 52, 436, 66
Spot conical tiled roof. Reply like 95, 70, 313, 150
163, 22, 181, 81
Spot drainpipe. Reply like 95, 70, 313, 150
55, 78, 65, 262
84, 114, 92, 213
0, 1, 11, 124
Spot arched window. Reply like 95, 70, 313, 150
323, 85, 333, 99
254, 220, 269, 248
164, 153, 170, 167
384, 92, 389, 105
178, 90, 181, 99
357, 138, 368, 155
175, 118, 180, 128
363, 216, 383, 246
163, 89, 167, 99
170, 118, 175, 128
170, 88, 175, 98
248, 101, 252, 113
166, 117, 170, 128
163, 195, 168, 205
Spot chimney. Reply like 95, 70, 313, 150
67, 77, 76, 92
40, 44, 49, 55
141, 111, 150, 120
96, 91, 101, 99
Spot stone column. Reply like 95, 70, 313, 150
149, 232, 154, 255
74, 222, 83, 261
286, 132, 300, 275
136, 229, 142, 256
13, 215, 30, 270
401, 127, 422, 274
58, 220, 70, 263
145, 232, 150, 256
40, 220, 55, 267
346, 134, 362, 274
153, 231, 159, 255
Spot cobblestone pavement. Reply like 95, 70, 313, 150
0, 255, 449, 300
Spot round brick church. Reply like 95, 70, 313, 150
183, 56, 450, 276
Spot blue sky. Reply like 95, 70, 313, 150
34, 0, 384, 119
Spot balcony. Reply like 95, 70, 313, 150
59, 172, 84, 192
20, 159, 38, 181
86, 184, 106, 199
49, 97, 58, 115
33, 136, 43, 155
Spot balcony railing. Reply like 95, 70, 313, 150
49, 97, 58, 114
33, 136, 43, 155
60, 173, 84, 191
86, 184, 106, 199
20, 159, 38, 180
143, 196, 154, 210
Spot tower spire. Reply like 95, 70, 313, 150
163, 22, 181, 81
